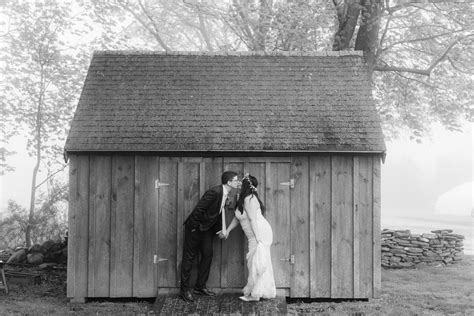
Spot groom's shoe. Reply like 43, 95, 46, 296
179, 289, 194, 302
193, 287, 216, 296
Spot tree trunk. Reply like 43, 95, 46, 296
355, 0, 383, 75
26, 66, 45, 247
332, 0, 362, 50
27, 156, 40, 247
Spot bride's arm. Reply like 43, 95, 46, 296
245, 196, 262, 243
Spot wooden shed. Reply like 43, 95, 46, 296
64, 51, 386, 303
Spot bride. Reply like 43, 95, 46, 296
224, 174, 276, 301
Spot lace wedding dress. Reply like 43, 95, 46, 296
234, 196, 276, 300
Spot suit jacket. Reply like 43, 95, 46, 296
184, 185, 225, 232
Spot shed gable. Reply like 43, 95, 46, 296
65, 51, 386, 153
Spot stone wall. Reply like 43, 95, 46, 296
381, 229, 464, 268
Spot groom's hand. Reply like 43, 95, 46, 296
216, 230, 228, 240
216, 230, 225, 239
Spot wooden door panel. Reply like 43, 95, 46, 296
178, 160, 202, 287
247, 162, 266, 205
133, 156, 159, 297
156, 158, 179, 287
266, 162, 291, 288
221, 161, 246, 288
204, 158, 224, 288
290, 157, 310, 297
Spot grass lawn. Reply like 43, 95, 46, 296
0, 255, 472, 315
289, 255, 474, 315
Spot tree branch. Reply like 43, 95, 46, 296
376, 10, 393, 59
35, 164, 68, 189
380, 30, 463, 53
117, 0, 171, 51
374, 35, 473, 75
392, 69, 436, 89
195, 3, 214, 51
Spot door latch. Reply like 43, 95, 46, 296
280, 254, 295, 264
155, 179, 169, 189
279, 179, 295, 189
153, 255, 168, 264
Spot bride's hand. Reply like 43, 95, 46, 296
216, 230, 225, 239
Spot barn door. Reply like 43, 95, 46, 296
148, 156, 309, 297
133, 156, 181, 296
153, 157, 224, 292
238, 157, 310, 297
223, 158, 294, 293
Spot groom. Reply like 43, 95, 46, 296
179, 171, 240, 302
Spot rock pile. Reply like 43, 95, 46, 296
4, 239, 67, 266
381, 229, 464, 268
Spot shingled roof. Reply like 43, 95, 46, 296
64, 51, 386, 154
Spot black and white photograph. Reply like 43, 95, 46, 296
0, 0, 472, 314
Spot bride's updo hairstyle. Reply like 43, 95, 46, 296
237, 174, 266, 216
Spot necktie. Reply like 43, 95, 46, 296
221, 194, 228, 235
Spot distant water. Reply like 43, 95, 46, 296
381, 214, 473, 255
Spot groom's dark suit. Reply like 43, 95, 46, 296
181, 185, 226, 292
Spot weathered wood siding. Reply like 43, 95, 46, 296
67, 154, 381, 300
308, 155, 381, 298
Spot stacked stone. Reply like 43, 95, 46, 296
381, 229, 464, 268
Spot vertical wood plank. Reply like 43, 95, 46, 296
221, 160, 245, 289
291, 156, 310, 297
244, 161, 266, 287
176, 160, 184, 287
110, 155, 134, 297
88, 155, 111, 297
331, 156, 353, 298
200, 162, 206, 199
358, 156, 373, 298
133, 156, 159, 297
372, 156, 382, 298
182, 159, 202, 287
267, 162, 291, 288
67, 155, 89, 301
310, 156, 331, 298
157, 157, 179, 287
247, 162, 266, 206
203, 158, 223, 288
353, 157, 360, 298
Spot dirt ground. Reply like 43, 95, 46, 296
0, 256, 473, 315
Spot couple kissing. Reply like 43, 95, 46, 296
180, 171, 276, 302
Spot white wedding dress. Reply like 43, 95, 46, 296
234, 196, 276, 299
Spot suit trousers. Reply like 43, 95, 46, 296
180, 223, 214, 291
